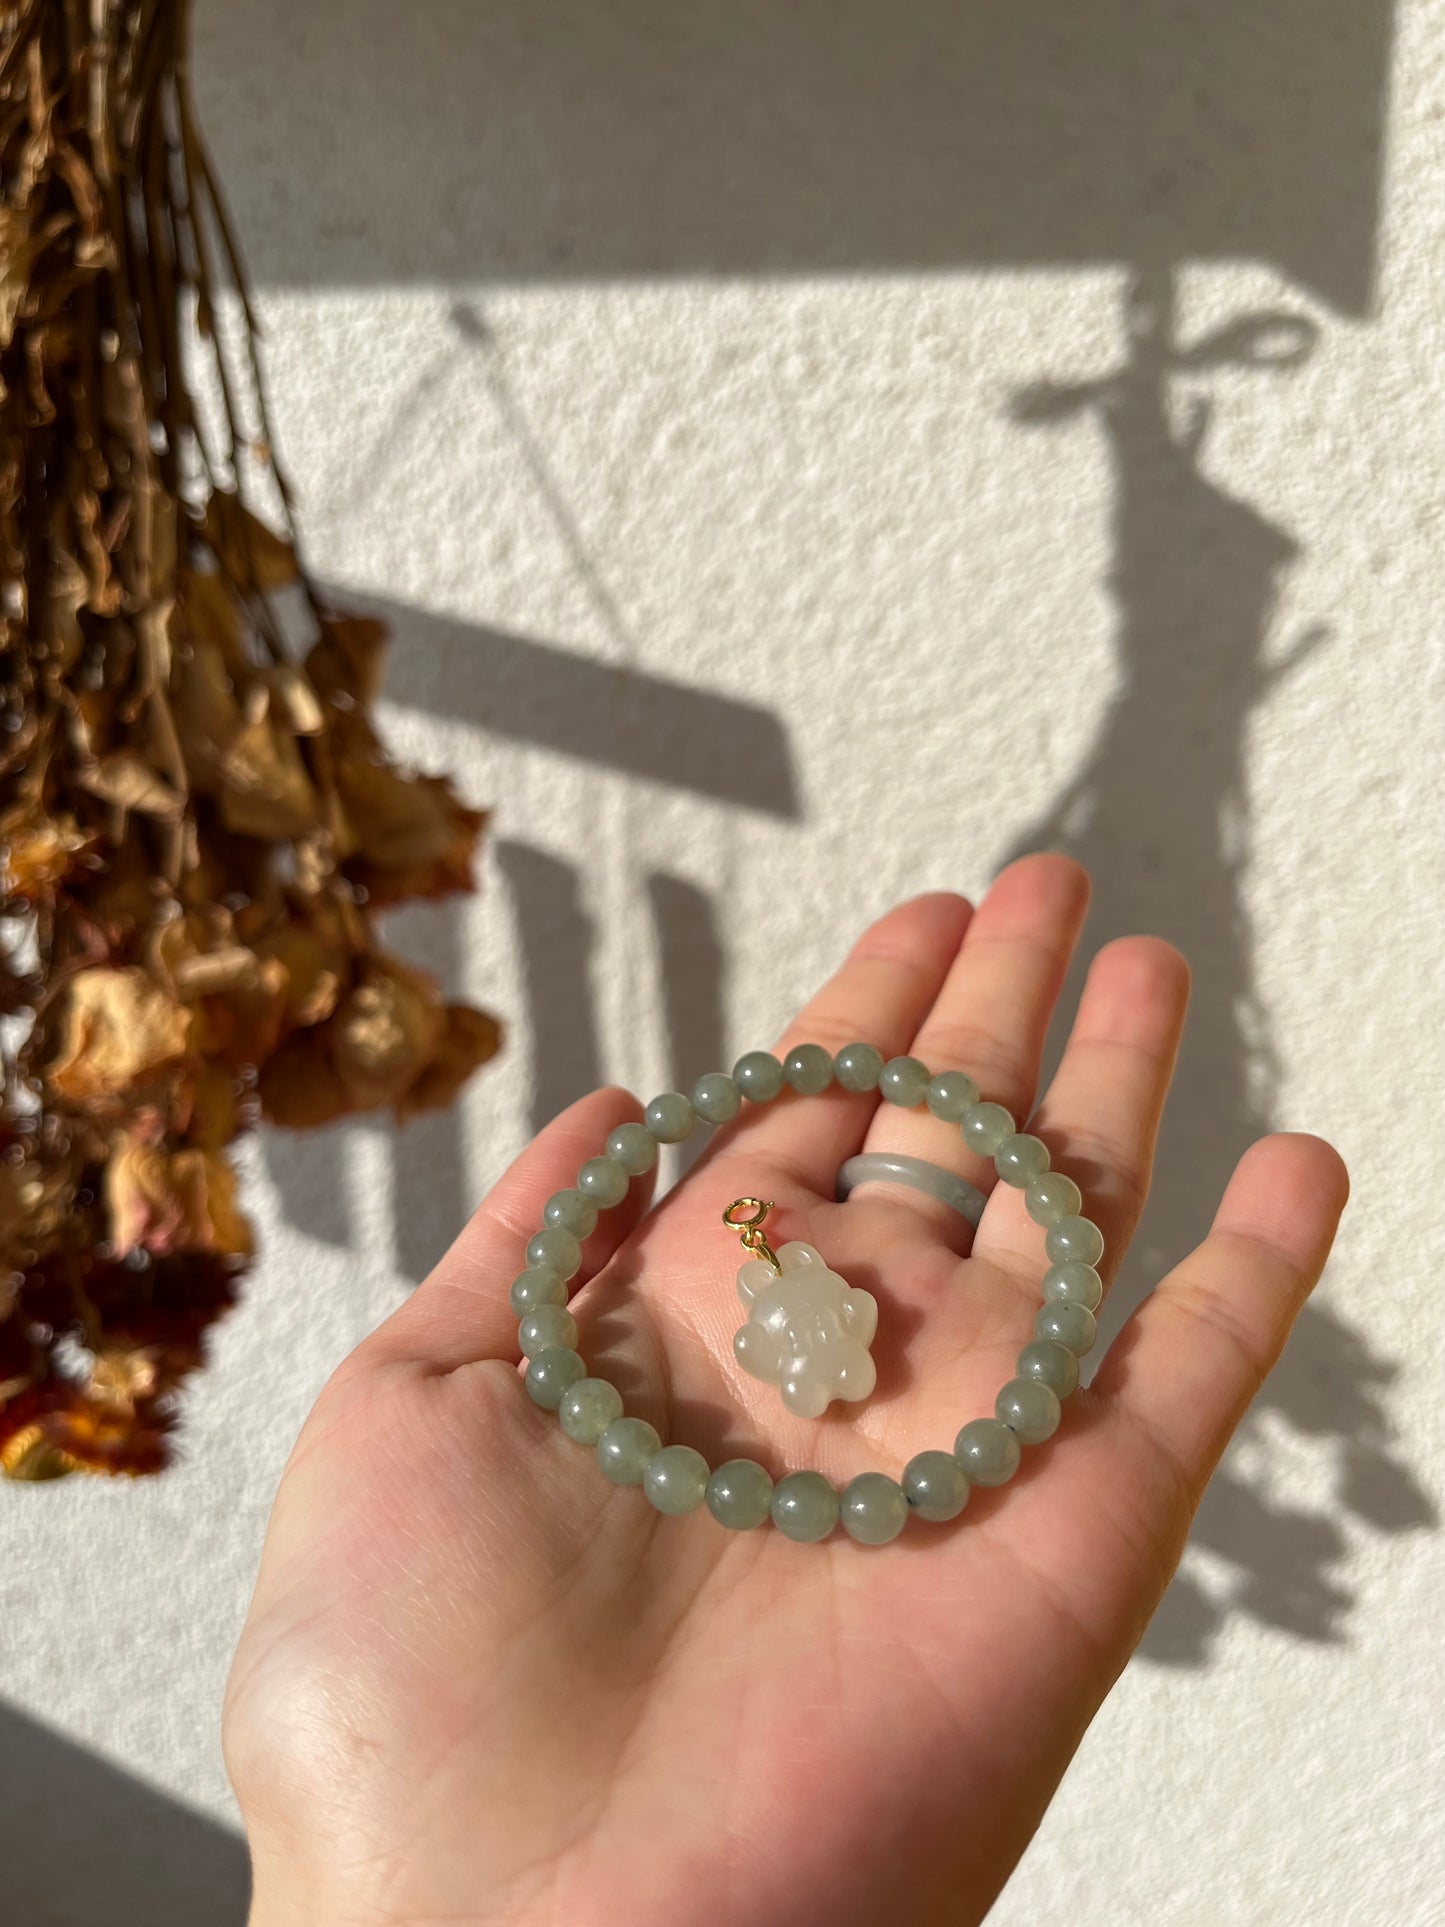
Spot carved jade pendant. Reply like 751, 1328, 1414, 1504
732, 1240, 878, 1418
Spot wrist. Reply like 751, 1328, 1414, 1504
245, 1857, 386, 1927
246, 1860, 509, 1927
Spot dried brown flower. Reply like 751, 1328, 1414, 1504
0, 0, 499, 1477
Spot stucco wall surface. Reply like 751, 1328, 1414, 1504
3, 4, 1443, 1923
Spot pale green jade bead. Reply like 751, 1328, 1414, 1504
607, 1122, 657, 1176
644, 1445, 711, 1516
692, 1071, 741, 1123
834, 1042, 884, 1093
878, 1055, 930, 1107
954, 1416, 1022, 1486
518, 1303, 578, 1359
902, 1449, 971, 1522
1035, 1300, 1098, 1356
1016, 1338, 1080, 1400
597, 1416, 661, 1484
558, 1377, 623, 1445
961, 1101, 1015, 1157
840, 1472, 909, 1545
543, 1188, 598, 1238
526, 1226, 582, 1280
783, 1044, 834, 1095
705, 1458, 774, 1529
578, 1154, 629, 1207
733, 1049, 786, 1102
995, 1133, 1050, 1187
1045, 1214, 1105, 1268
525, 1346, 587, 1410
1043, 1260, 1103, 1311
509, 1266, 567, 1316
644, 1092, 694, 1142
770, 1470, 840, 1542
926, 1069, 979, 1121
996, 1376, 1061, 1444
1026, 1170, 1083, 1227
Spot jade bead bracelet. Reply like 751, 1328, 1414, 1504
510, 1043, 1104, 1547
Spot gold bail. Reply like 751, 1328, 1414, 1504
723, 1196, 781, 1273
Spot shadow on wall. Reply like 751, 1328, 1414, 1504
647, 872, 730, 1181
1000, 264, 1436, 1661
225, 0, 1436, 1675
0, 1703, 249, 1927
200, 0, 1389, 315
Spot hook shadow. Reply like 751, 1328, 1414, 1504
495, 840, 604, 1138
384, 895, 476, 1283
258, 1117, 355, 1254
352, 594, 800, 821
647, 872, 729, 1180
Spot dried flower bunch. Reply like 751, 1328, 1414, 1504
0, 0, 498, 1478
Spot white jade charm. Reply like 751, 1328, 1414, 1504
732, 1237, 879, 1418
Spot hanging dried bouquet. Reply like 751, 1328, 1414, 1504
0, 1, 499, 1478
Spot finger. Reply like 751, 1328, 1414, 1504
858, 855, 1091, 1207
1093, 1132, 1349, 1501
972, 935, 1190, 1280
689, 892, 974, 1196
362, 1086, 654, 1370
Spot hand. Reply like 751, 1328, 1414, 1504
224, 856, 1348, 1927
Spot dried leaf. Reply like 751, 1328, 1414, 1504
257, 917, 348, 1029
189, 952, 289, 1067
305, 613, 388, 708
344, 767, 485, 906
106, 1119, 253, 1258
179, 569, 250, 677
1, 1426, 78, 1482
396, 1002, 503, 1121
0, 207, 71, 350
75, 750, 185, 818
329, 709, 484, 904
267, 662, 324, 737
47, 968, 191, 1103
23, 1397, 169, 1478
88, 1348, 159, 1413
203, 493, 298, 590
172, 631, 243, 786
179, 1063, 242, 1149
331, 958, 446, 1112
0, 1158, 74, 1266
0, 806, 92, 897
218, 687, 322, 840
256, 1030, 353, 1130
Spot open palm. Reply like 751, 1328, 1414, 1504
224, 857, 1347, 1927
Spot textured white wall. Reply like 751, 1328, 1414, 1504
4, 3, 1444, 1923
